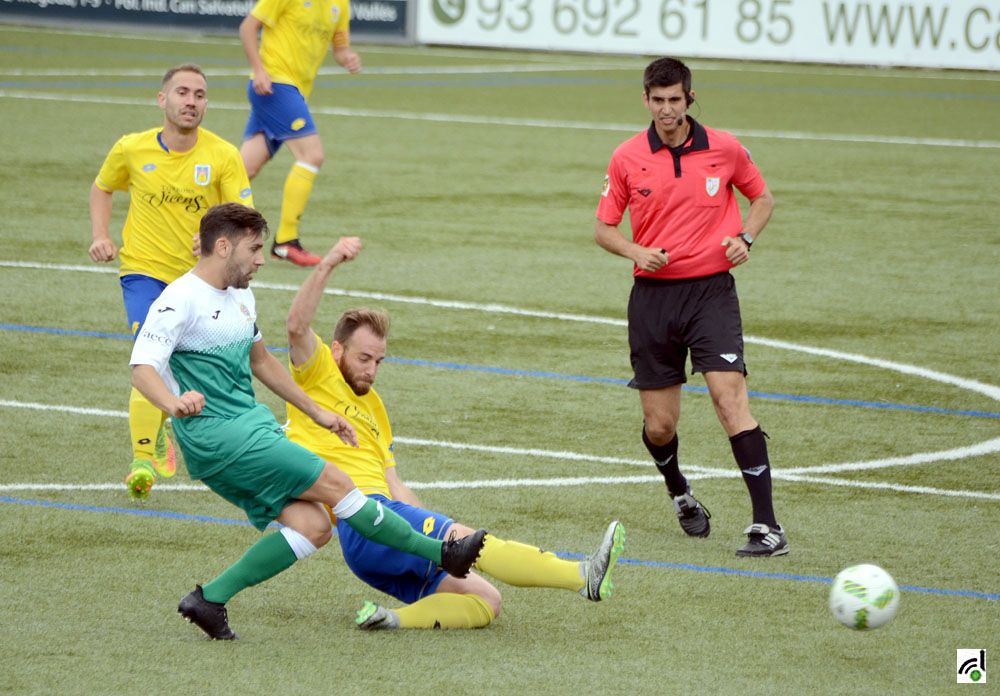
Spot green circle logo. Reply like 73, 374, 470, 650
970, 670, 982, 682
432, 0, 466, 25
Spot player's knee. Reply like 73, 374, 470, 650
319, 463, 355, 500
308, 522, 333, 549
644, 418, 676, 443
297, 148, 324, 169
480, 585, 502, 619
711, 391, 745, 425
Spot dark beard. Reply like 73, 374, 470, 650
338, 359, 371, 395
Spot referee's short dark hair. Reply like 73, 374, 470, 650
643, 57, 692, 96
199, 203, 269, 255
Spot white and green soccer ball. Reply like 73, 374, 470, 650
829, 564, 900, 630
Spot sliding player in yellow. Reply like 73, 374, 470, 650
284, 238, 627, 629
238, 0, 362, 267
89, 64, 254, 500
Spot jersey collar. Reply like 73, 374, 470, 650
647, 117, 710, 178
646, 116, 709, 155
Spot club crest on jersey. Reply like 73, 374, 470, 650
706, 177, 720, 197
239, 303, 253, 322
194, 164, 211, 186
331, 5, 340, 20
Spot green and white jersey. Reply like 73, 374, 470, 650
130, 271, 281, 479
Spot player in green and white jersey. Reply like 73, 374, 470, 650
130, 202, 485, 639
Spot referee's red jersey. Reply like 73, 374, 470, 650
596, 118, 766, 280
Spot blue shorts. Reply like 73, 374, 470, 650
336, 495, 454, 604
242, 81, 318, 156
120, 274, 168, 338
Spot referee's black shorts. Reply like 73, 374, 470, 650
627, 271, 747, 390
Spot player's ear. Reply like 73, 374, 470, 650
331, 340, 344, 361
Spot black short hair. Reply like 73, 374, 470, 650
643, 57, 692, 96
199, 203, 269, 255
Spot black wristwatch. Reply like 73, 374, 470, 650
738, 232, 754, 248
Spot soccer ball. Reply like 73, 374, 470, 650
828, 564, 899, 630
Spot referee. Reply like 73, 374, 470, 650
594, 57, 787, 557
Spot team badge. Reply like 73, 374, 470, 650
600, 175, 610, 197
194, 164, 211, 186
331, 5, 340, 20
705, 177, 720, 197
239, 303, 253, 322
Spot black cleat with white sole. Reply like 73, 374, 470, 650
736, 523, 789, 557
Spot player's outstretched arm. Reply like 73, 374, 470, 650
286, 236, 362, 366
249, 340, 358, 446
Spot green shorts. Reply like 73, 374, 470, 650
201, 429, 325, 531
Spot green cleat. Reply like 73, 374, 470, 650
581, 520, 626, 601
125, 460, 156, 500
355, 601, 400, 630
152, 423, 177, 478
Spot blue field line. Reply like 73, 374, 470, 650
6, 495, 997, 601
4, 321, 998, 420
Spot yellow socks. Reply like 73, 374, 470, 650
396, 592, 495, 629
275, 161, 318, 244
128, 387, 164, 462
475, 534, 584, 592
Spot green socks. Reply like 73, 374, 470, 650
342, 497, 442, 565
202, 532, 297, 604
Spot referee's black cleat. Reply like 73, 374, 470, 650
672, 487, 711, 538
736, 523, 789, 557
440, 528, 487, 578
178, 585, 238, 640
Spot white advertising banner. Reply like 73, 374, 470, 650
416, 0, 1000, 70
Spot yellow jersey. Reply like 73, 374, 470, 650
251, 0, 351, 99
95, 127, 253, 284
287, 331, 394, 497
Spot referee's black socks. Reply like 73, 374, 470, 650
642, 428, 688, 497
730, 425, 778, 528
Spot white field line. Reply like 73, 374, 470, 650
1, 90, 998, 149
3, 25, 999, 81
1, 399, 997, 500
5, 474, 997, 500
4, 259, 1000, 404
3, 260, 1000, 477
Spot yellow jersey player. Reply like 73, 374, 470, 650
88, 64, 254, 500
284, 238, 627, 629
238, 0, 361, 267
